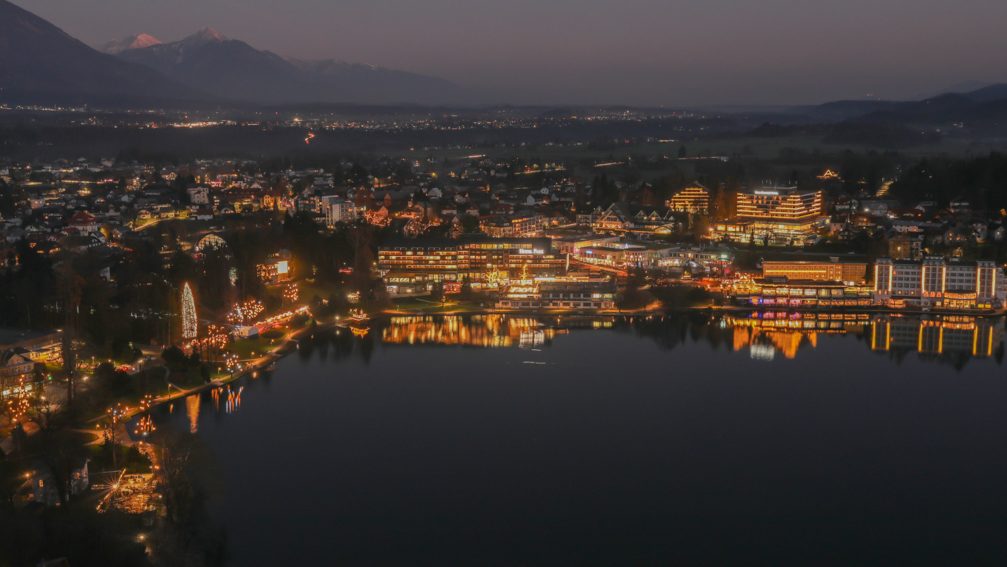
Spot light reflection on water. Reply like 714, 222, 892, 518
152, 311, 1007, 565
165, 313, 1006, 436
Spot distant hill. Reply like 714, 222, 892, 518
806, 84, 1007, 131
117, 28, 471, 105
959, 83, 1007, 103
802, 99, 901, 121
0, 0, 205, 105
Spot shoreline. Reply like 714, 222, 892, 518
98, 302, 1006, 444
382, 305, 1007, 318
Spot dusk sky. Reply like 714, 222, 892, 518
19, 0, 1007, 106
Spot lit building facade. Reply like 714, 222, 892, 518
256, 253, 292, 284
480, 214, 545, 238
666, 184, 710, 215
709, 187, 827, 247
873, 258, 1005, 310
378, 238, 567, 293
496, 281, 616, 311
321, 196, 358, 227
762, 259, 867, 284
736, 280, 874, 308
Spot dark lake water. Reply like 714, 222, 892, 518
155, 313, 1007, 565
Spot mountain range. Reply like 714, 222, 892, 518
1, 0, 1005, 115
0, 0, 468, 106
0, 0, 202, 105
805, 83, 1007, 127
113, 28, 469, 105
99, 32, 162, 54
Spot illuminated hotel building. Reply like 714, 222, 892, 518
762, 259, 867, 284
709, 187, 827, 247
480, 214, 545, 238
873, 258, 1005, 310
737, 280, 874, 308
378, 238, 567, 293
733, 256, 871, 307
496, 280, 616, 311
666, 184, 710, 215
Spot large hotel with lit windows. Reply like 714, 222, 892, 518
378, 238, 567, 295
709, 186, 827, 247
666, 184, 710, 215
873, 258, 1006, 310
733, 256, 873, 308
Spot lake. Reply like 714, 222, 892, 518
153, 313, 1007, 564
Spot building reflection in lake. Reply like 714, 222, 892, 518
727, 312, 870, 360
870, 315, 1002, 358
382, 315, 569, 348
381, 312, 1002, 365
185, 393, 200, 434
722, 311, 1003, 364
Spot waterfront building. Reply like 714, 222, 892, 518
762, 257, 868, 284
737, 279, 874, 308
873, 258, 1005, 310
655, 247, 734, 275
709, 187, 827, 247
574, 241, 673, 270
666, 184, 710, 215
378, 238, 567, 294
496, 280, 616, 311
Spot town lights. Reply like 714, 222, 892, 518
282, 283, 299, 303
226, 299, 265, 325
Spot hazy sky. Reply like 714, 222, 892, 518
18, 0, 1007, 106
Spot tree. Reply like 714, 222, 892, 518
618, 268, 650, 310
56, 257, 83, 407
430, 281, 445, 303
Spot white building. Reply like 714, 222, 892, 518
321, 196, 357, 228
187, 186, 211, 205
874, 258, 1006, 310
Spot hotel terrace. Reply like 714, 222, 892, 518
709, 186, 827, 247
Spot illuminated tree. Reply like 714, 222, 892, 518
226, 299, 264, 325
4, 376, 33, 426
181, 283, 198, 340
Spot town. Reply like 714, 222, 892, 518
5, 84, 1007, 567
